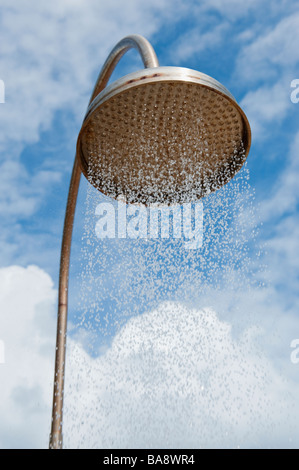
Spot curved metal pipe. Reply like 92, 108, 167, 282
49, 35, 159, 450
89, 34, 159, 103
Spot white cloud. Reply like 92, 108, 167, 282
63, 301, 299, 449
232, 12, 299, 139
201, 0, 262, 18
0, 160, 61, 218
240, 80, 292, 139
260, 130, 299, 221
0, 262, 298, 449
170, 22, 229, 63
235, 12, 299, 84
0, 265, 56, 448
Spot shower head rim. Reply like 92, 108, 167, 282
83, 66, 238, 122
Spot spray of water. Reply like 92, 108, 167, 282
58, 75, 299, 448
74, 160, 256, 345
63, 153, 299, 449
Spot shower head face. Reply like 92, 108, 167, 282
77, 67, 251, 205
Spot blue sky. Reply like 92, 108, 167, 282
0, 0, 299, 449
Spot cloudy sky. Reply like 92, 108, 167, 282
0, 0, 299, 449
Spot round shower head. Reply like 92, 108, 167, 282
77, 66, 251, 205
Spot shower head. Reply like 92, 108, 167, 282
77, 66, 251, 206
50, 35, 252, 450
